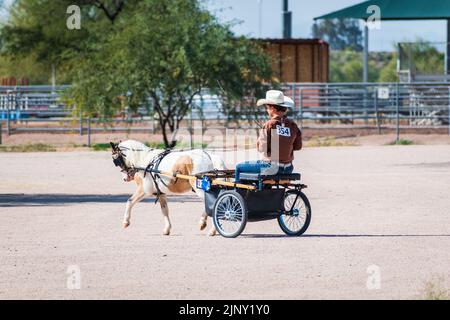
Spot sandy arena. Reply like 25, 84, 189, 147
0, 145, 450, 299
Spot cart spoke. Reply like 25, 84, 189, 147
279, 192, 310, 235
213, 192, 247, 237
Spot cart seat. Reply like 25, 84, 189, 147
239, 172, 301, 182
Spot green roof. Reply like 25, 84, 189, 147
314, 0, 450, 21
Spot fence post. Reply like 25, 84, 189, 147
364, 84, 368, 125
150, 114, 154, 134
6, 109, 10, 136
87, 117, 91, 147
396, 83, 400, 142
291, 83, 296, 121
299, 89, 303, 130
189, 108, 193, 150
448, 87, 450, 135
79, 113, 83, 136
374, 88, 381, 134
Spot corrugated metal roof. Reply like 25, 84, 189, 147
315, 0, 450, 21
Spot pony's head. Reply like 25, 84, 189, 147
110, 141, 136, 182
111, 140, 153, 182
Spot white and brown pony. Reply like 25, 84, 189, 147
110, 139, 225, 236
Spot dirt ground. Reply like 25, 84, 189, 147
0, 145, 450, 299
2, 130, 450, 150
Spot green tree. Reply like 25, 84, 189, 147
312, 19, 363, 52
402, 42, 445, 75
378, 52, 398, 82
0, 55, 50, 83
330, 50, 378, 82
2, 0, 272, 146
69, 0, 271, 146
0, 0, 137, 83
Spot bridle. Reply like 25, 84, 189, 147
111, 141, 213, 203
110, 142, 173, 203
111, 145, 137, 178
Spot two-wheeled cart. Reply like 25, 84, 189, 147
194, 170, 311, 238
144, 168, 311, 238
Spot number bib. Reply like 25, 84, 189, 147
276, 125, 291, 137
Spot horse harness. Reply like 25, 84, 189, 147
143, 148, 173, 202
113, 145, 212, 203
143, 149, 213, 201
112, 146, 170, 202
112, 145, 139, 178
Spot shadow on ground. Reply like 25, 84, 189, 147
0, 193, 201, 207
241, 233, 450, 238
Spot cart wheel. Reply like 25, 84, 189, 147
213, 191, 247, 238
278, 190, 311, 236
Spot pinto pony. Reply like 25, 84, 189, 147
110, 140, 225, 236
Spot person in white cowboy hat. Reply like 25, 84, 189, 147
235, 90, 302, 182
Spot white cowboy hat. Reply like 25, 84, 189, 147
256, 90, 294, 108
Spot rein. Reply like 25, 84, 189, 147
113, 144, 214, 203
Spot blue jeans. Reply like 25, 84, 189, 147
235, 160, 294, 182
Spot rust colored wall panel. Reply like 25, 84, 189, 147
322, 43, 330, 82
258, 39, 329, 83
281, 45, 296, 82
297, 45, 313, 82
265, 43, 281, 80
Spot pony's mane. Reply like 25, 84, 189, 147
118, 140, 153, 168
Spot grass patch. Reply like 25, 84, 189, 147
0, 143, 56, 152
91, 143, 111, 151
68, 143, 88, 148
388, 139, 413, 145
422, 277, 450, 300
305, 136, 356, 147
91, 141, 208, 151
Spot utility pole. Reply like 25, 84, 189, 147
363, 24, 369, 83
257, 0, 263, 38
282, 0, 292, 39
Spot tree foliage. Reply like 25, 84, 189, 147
399, 42, 445, 75
312, 18, 363, 52
70, 0, 271, 145
0, 0, 130, 83
329, 40, 446, 83
330, 50, 379, 82
1, 0, 272, 146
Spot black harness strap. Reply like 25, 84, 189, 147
144, 148, 173, 203
122, 148, 214, 203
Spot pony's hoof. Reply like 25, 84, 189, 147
123, 222, 130, 229
208, 229, 217, 237
199, 221, 207, 231
163, 228, 170, 236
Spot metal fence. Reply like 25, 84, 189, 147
0, 85, 70, 114
1, 83, 450, 145
282, 82, 450, 129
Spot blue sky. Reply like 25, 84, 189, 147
1, 0, 447, 52
206, 0, 447, 52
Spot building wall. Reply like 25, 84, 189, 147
259, 39, 329, 83
1, 77, 29, 86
